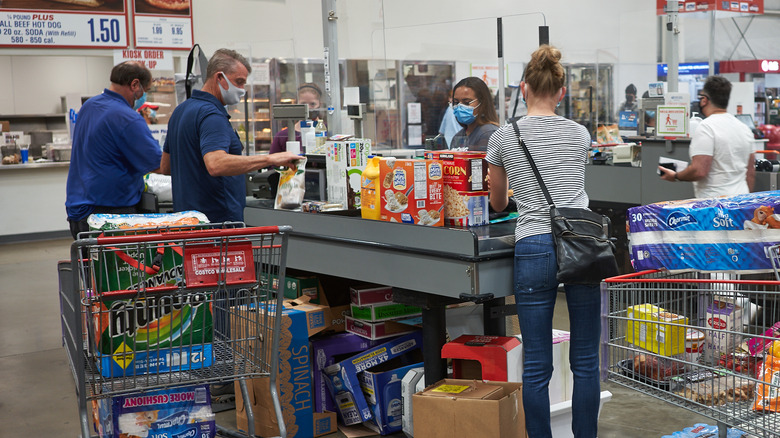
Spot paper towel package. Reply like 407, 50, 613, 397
627, 191, 780, 271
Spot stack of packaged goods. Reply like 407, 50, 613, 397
346, 285, 421, 341
425, 150, 489, 227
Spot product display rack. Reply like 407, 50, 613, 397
602, 269, 780, 437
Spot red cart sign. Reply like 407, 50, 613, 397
184, 241, 255, 287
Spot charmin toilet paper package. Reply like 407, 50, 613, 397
93, 384, 215, 438
628, 191, 780, 271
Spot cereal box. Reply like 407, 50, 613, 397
627, 191, 780, 271
424, 151, 487, 192
379, 158, 444, 226
443, 188, 489, 227
326, 140, 372, 209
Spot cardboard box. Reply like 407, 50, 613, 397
626, 304, 688, 356
350, 302, 422, 322
441, 335, 523, 381
323, 331, 423, 425
263, 272, 321, 302
412, 379, 527, 438
311, 332, 383, 414
350, 285, 393, 307
443, 189, 490, 227
424, 150, 488, 192
705, 299, 744, 356
627, 191, 780, 271
358, 362, 423, 435
234, 297, 332, 438
345, 316, 417, 340
401, 367, 425, 437
94, 384, 216, 438
379, 158, 444, 226
0, 121, 9, 132
326, 140, 372, 209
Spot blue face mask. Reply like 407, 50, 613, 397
133, 91, 147, 110
453, 103, 477, 125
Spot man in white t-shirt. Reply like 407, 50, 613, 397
658, 76, 755, 198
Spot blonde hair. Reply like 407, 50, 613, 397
524, 45, 565, 98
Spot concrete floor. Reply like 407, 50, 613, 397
0, 237, 713, 438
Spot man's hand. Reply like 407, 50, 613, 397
658, 165, 677, 182
267, 151, 302, 169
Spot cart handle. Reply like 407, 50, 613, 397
93, 225, 291, 245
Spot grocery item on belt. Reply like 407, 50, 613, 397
443, 187, 489, 227
275, 156, 307, 210
378, 158, 444, 226
627, 191, 780, 271
424, 150, 487, 192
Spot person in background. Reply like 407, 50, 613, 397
486, 45, 600, 438
438, 89, 460, 148
449, 77, 500, 151
161, 48, 299, 223
658, 75, 755, 198
138, 103, 159, 125
617, 83, 638, 113
269, 83, 323, 154
65, 61, 162, 239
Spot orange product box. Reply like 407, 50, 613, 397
378, 158, 444, 226
424, 150, 488, 192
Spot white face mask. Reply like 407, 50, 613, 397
218, 71, 245, 106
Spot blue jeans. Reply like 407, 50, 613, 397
513, 233, 601, 438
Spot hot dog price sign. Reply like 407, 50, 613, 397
0, 11, 128, 48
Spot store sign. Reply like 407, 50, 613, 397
0, 4, 128, 49
657, 106, 689, 137
114, 49, 173, 71
132, 0, 193, 50
761, 60, 780, 72
656, 0, 763, 15
657, 62, 718, 77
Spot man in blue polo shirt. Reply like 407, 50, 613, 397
161, 48, 298, 223
65, 61, 162, 239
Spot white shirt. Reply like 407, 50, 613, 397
689, 113, 754, 198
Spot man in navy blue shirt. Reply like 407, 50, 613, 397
161, 48, 298, 223
66, 61, 162, 239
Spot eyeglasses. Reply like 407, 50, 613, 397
697, 94, 709, 101
452, 99, 479, 107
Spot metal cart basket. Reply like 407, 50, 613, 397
59, 224, 292, 438
602, 269, 780, 438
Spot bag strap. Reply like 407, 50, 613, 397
510, 120, 555, 209
185, 44, 207, 99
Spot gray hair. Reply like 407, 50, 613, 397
206, 48, 251, 79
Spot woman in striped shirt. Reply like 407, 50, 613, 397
486, 45, 600, 438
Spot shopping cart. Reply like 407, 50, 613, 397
59, 223, 292, 438
601, 270, 780, 437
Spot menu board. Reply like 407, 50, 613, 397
132, 0, 192, 50
0, 0, 128, 48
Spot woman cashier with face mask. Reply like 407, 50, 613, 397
447, 77, 500, 151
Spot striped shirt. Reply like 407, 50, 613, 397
486, 115, 591, 242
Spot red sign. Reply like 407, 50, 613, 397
184, 241, 256, 287
719, 59, 780, 73
656, 0, 763, 15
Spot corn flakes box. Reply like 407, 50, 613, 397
378, 158, 444, 226
424, 151, 487, 192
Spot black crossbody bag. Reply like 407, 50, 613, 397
511, 120, 619, 285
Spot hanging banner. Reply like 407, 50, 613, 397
114, 49, 174, 70
0, 1, 128, 49
656, 0, 763, 15
132, 0, 193, 50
